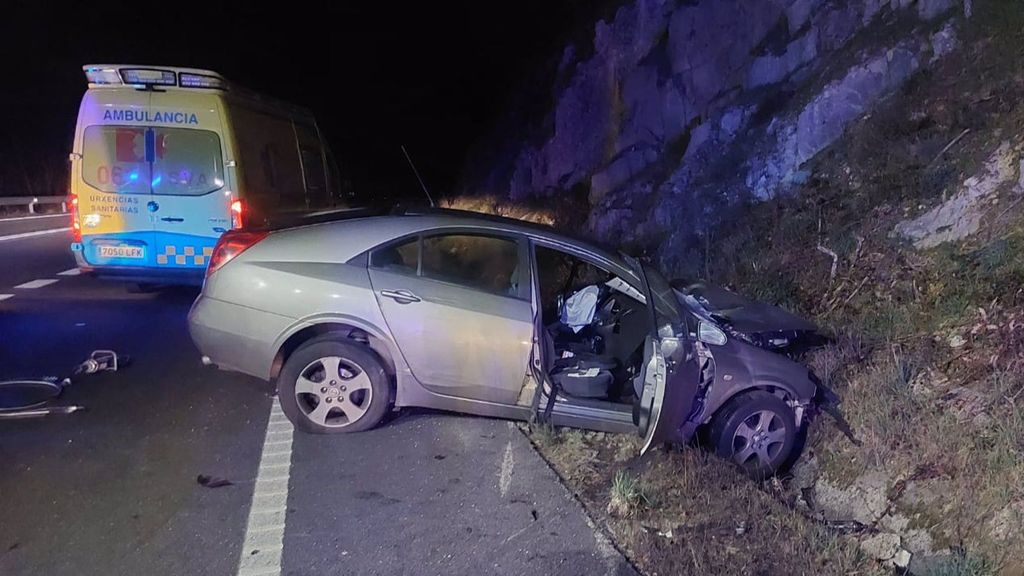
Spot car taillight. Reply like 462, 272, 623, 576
70, 193, 81, 242
206, 230, 267, 277
230, 199, 244, 229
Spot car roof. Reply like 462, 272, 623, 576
268, 205, 632, 272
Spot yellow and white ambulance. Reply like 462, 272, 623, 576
69, 64, 342, 285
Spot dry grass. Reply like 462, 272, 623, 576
441, 194, 557, 226
527, 427, 877, 576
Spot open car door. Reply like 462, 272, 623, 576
630, 257, 702, 455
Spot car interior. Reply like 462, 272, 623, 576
534, 246, 650, 407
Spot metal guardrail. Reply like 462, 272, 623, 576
0, 196, 67, 214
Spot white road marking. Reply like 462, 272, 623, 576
236, 397, 293, 576
0, 294, 13, 302
0, 227, 69, 242
15, 279, 58, 289
499, 423, 515, 498
57, 268, 81, 276
0, 213, 67, 222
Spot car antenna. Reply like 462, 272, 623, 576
400, 144, 436, 207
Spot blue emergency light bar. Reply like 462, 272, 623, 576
120, 68, 177, 86
83, 65, 228, 90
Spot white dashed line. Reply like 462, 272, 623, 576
0, 294, 13, 302
15, 279, 58, 289
57, 268, 81, 276
236, 397, 293, 576
499, 423, 515, 498
0, 228, 69, 242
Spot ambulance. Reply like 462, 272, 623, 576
69, 64, 342, 286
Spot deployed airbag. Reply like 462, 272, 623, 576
560, 285, 600, 333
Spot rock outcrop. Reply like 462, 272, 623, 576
465, 0, 966, 269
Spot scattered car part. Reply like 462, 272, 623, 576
0, 349, 127, 419
0, 405, 85, 419
73, 349, 126, 375
0, 378, 67, 412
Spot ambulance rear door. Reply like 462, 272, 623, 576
146, 90, 230, 271
75, 89, 157, 268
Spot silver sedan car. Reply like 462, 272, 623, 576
189, 208, 827, 478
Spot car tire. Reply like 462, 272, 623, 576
278, 337, 390, 434
709, 390, 798, 481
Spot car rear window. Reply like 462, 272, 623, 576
82, 125, 224, 196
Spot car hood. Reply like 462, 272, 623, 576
675, 282, 822, 352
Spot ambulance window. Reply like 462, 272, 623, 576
82, 126, 152, 195
82, 126, 224, 196
151, 128, 225, 196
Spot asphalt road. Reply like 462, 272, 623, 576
0, 223, 635, 576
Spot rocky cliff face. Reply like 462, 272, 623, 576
465, 0, 967, 272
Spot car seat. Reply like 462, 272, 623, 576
543, 327, 617, 399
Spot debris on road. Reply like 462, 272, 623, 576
196, 474, 233, 488
0, 405, 85, 419
0, 349, 127, 418
73, 349, 128, 375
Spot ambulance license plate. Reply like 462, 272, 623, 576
99, 245, 145, 259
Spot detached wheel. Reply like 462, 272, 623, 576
278, 338, 390, 434
709, 391, 798, 480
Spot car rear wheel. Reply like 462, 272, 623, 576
278, 338, 390, 434
709, 391, 798, 481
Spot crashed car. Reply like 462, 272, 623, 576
189, 207, 834, 478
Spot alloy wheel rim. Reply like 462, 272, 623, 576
294, 356, 373, 428
731, 409, 787, 469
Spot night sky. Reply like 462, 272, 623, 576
2, 1, 619, 203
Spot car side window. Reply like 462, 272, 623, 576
421, 234, 520, 296
370, 237, 419, 275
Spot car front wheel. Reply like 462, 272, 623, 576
278, 338, 390, 434
709, 391, 798, 480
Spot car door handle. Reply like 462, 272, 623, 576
380, 289, 421, 304
160, 217, 184, 222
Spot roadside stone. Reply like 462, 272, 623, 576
892, 548, 912, 569
895, 142, 1019, 249
860, 532, 900, 561
902, 528, 936, 556
989, 500, 1024, 541
815, 469, 891, 525
879, 513, 910, 533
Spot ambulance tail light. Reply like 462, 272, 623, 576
70, 193, 81, 243
230, 199, 245, 229
206, 230, 267, 277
